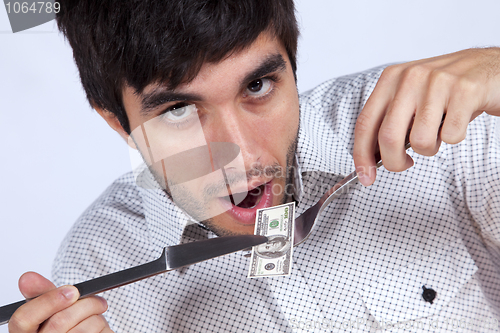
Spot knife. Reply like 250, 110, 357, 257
0, 234, 268, 325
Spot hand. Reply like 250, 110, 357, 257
353, 48, 500, 186
9, 272, 112, 333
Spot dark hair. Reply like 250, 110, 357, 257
56, 0, 299, 133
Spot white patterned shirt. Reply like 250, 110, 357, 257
53, 65, 500, 332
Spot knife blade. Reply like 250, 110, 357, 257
0, 234, 268, 325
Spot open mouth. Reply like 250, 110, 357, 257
221, 183, 266, 209
218, 181, 274, 225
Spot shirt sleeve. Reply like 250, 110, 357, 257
459, 114, 500, 255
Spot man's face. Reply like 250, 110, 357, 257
121, 32, 300, 236
260, 239, 286, 252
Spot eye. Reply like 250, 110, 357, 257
162, 103, 197, 122
245, 78, 272, 97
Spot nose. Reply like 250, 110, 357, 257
205, 106, 262, 171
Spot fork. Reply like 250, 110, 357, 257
293, 113, 449, 246
293, 130, 421, 246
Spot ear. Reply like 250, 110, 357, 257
94, 105, 137, 150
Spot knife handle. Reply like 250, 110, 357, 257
0, 253, 167, 326
0, 300, 27, 326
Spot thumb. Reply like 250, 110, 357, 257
18, 271, 56, 299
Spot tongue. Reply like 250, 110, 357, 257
234, 186, 263, 209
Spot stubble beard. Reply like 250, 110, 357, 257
202, 133, 298, 236
146, 126, 299, 237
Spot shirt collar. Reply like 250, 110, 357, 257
295, 94, 355, 177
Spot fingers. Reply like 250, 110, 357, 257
440, 78, 482, 144
354, 64, 417, 185
18, 271, 56, 299
377, 67, 422, 171
354, 50, 492, 186
409, 71, 447, 156
9, 285, 79, 333
10, 292, 109, 333
353, 66, 399, 186
38, 296, 108, 333
11, 272, 112, 333
68, 314, 113, 333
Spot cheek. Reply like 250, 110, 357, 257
262, 99, 299, 157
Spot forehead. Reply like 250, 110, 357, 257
127, 32, 288, 99
185, 33, 286, 86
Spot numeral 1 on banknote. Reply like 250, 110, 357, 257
248, 202, 295, 278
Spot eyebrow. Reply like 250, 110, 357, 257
140, 90, 202, 116
139, 53, 287, 116
240, 53, 287, 87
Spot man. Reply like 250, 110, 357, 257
254, 235, 291, 259
8, 0, 500, 332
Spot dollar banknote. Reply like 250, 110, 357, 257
248, 202, 295, 278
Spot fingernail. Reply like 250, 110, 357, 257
97, 296, 108, 308
357, 171, 371, 187
61, 286, 77, 300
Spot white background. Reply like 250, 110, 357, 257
1, 0, 499, 331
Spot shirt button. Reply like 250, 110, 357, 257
422, 285, 437, 304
